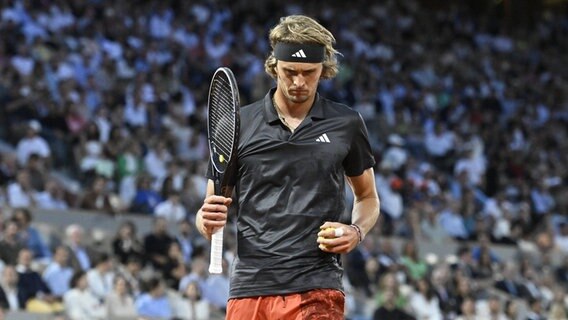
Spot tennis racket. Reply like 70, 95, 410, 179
207, 67, 240, 274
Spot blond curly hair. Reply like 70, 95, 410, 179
264, 15, 339, 80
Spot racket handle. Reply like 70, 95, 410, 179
209, 226, 224, 274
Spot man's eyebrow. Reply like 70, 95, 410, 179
282, 67, 317, 72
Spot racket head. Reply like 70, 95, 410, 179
207, 67, 240, 177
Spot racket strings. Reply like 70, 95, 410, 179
209, 75, 237, 166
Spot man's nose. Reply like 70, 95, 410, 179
293, 75, 305, 87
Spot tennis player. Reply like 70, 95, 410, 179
196, 15, 380, 319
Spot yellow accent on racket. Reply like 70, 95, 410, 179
219, 154, 225, 163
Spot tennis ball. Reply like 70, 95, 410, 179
219, 154, 225, 163
317, 227, 336, 242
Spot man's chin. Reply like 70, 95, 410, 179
289, 95, 309, 104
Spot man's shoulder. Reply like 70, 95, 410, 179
319, 97, 360, 119
239, 98, 265, 118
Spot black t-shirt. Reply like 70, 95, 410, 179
373, 307, 416, 320
209, 89, 375, 298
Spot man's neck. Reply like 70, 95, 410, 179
273, 90, 314, 120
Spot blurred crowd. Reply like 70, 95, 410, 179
0, 0, 566, 319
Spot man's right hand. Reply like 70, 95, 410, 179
197, 195, 232, 240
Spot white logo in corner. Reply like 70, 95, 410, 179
291, 49, 307, 58
316, 133, 331, 143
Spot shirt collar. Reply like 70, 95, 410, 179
263, 88, 326, 124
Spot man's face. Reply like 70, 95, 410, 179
5, 221, 18, 237
489, 298, 501, 313
70, 229, 83, 245
18, 249, 33, 267
55, 247, 69, 264
154, 219, 167, 233
275, 61, 322, 104
2, 267, 18, 286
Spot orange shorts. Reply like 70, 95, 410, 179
226, 288, 344, 320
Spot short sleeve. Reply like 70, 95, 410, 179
343, 113, 376, 177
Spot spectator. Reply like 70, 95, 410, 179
504, 299, 519, 320
0, 265, 24, 311
373, 289, 415, 320
438, 199, 469, 241
25, 153, 47, 191
453, 147, 486, 187
554, 222, 568, 254
345, 237, 375, 297
124, 89, 149, 129
176, 219, 197, 265
180, 173, 205, 216
518, 267, 543, 301
375, 163, 404, 234
135, 277, 172, 319
555, 255, 568, 285
419, 203, 450, 244
78, 141, 114, 181
115, 256, 143, 297
162, 161, 185, 195
154, 191, 187, 222
86, 253, 114, 302
373, 272, 407, 313
431, 266, 458, 317
116, 141, 144, 205
178, 257, 208, 296
111, 220, 144, 265
78, 176, 119, 215
63, 271, 107, 320
105, 276, 137, 320
455, 296, 477, 320
450, 277, 476, 318
6, 170, 36, 209
471, 248, 495, 280
42, 246, 73, 299
0, 219, 25, 265
163, 242, 187, 290
144, 140, 172, 188
471, 233, 500, 264
130, 175, 162, 214
143, 217, 175, 271
172, 280, 210, 320
484, 295, 508, 320
16, 120, 51, 167
34, 179, 69, 210
0, 153, 18, 186
548, 287, 568, 320
408, 278, 443, 320
381, 134, 408, 172
424, 123, 456, 172
494, 262, 523, 298
64, 224, 98, 272
13, 208, 51, 261
376, 239, 401, 278
15, 248, 61, 313
525, 297, 546, 320
399, 241, 428, 281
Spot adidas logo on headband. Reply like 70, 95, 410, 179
291, 49, 307, 58
274, 42, 324, 63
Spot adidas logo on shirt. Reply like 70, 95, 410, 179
315, 133, 331, 143
291, 49, 307, 58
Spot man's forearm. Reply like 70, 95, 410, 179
351, 195, 380, 239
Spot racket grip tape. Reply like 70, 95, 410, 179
209, 226, 224, 274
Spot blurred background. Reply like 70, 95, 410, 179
0, 0, 566, 319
